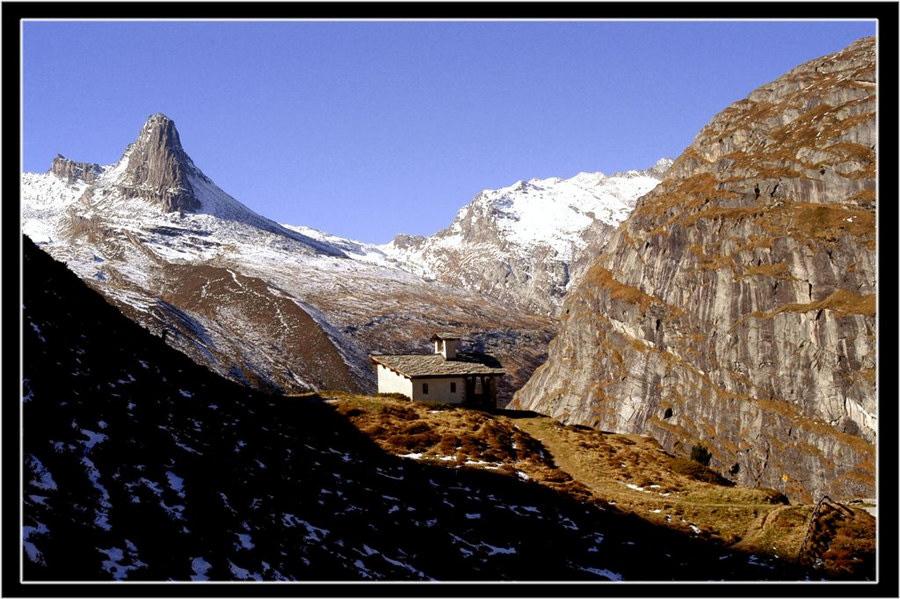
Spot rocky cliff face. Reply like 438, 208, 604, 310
512, 37, 876, 503
383, 161, 670, 315
116, 113, 200, 212
51, 155, 101, 184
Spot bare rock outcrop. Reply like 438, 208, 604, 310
512, 37, 876, 503
117, 113, 200, 212
51, 154, 101, 184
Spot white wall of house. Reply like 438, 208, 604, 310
377, 364, 496, 405
376, 364, 414, 398
410, 376, 466, 403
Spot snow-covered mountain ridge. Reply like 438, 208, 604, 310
463, 159, 672, 256
381, 159, 671, 315
21, 114, 560, 399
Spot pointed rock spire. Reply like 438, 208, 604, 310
118, 113, 200, 212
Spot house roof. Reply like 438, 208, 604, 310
430, 332, 462, 341
371, 353, 505, 378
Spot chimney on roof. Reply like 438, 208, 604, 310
431, 332, 461, 360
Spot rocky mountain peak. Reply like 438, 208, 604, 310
383, 160, 670, 315
50, 154, 101, 184
390, 233, 427, 250
117, 113, 200, 212
645, 157, 675, 179
138, 113, 183, 150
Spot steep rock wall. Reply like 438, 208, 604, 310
51, 155, 101, 184
117, 113, 201, 212
512, 37, 877, 503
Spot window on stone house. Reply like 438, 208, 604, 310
423, 383, 429, 395
450, 382, 456, 393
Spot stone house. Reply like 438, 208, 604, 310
370, 333, 505, 408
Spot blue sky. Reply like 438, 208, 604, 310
22, 19, 876, 244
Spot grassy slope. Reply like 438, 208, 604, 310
324, 392, 875, 580
29, 235, 795, 583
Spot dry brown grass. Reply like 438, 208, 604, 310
787, 202, 876, 250
581, 266, 661, 314
743, 287, 875, 321
507, 415, 797, 551
324, 392, 875, 575
795, 501, 876, 579
327, 393, 594, 502
732, 505, 812, 558
739, 262, 795, 280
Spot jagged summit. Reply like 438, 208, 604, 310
50, 154, 101, 184
645, 157, 675, 179
146, 112, 174, 124
137, 113, 184, 153
117, 113, 200, 212
28, 113, 350, 262
383, 159, 671, 315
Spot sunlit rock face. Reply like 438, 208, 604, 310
512, 37, 877, 503
51, 155, 101, 184
115, 113, 201, 213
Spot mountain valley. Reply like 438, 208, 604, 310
23, 114, 578, 402
21, 236, 874, 582
18, 34, 882, 584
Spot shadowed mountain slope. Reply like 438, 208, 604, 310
22, 236, 825, 583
